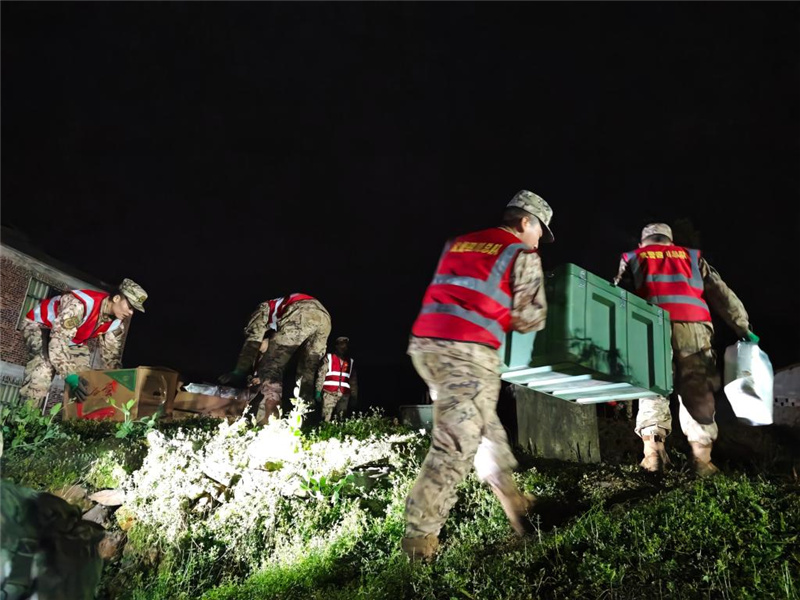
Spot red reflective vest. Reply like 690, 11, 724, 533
322, 353, 354, 394
263, 293, 317, 331
411, 227, 533, 349
26, 289, 122, 345
621, 244, 712, 322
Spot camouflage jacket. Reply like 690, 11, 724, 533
234, 298, 329, 375
47, 293, 126, 377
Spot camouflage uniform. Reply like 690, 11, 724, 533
0, 479, 105, 600
238, 298, 331, 423
320, 391, 347, 422
615, 227, 750, 448
20, 294, 126, 408
315, 353, 359, 422
404, 190, 552, 551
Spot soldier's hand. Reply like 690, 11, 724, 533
65, 373, 90, 402
218, 370, 246, 387
744, 331, 760, 344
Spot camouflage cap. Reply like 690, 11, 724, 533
506, 189, 554, 242
640, 223, 673, 242
335, 336, 350, 343
119, 278, 148, 313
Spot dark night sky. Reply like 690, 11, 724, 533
2, 3, 799, 411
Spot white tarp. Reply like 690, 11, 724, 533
723, 341, 774, 426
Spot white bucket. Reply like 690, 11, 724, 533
723, 341, 774, 426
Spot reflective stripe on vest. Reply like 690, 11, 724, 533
625, 246, 711, 321
30, 296, 60, 328
323, 353, 354, 393
268, 294, 316, 331
71, 290, 116, 344
72, 290, 99, 329
412, 228, 533, 349
27, 289, 116, 344
648, 295, 709, 310
429, 242, 528, 306
46, 299, 57, 325
419, 240, 529, 347
419, 303, 507, 345
268, 297, 285, 330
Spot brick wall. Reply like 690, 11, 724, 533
0, 255, 76, 365
1, 255, 30, 365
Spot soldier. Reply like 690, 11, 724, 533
614, 223, 758, 477
19, 279, 148, 409
315, 336, 358, 422
401, 189, 554, 561
219, 293, 331, 423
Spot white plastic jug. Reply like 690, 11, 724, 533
723, 341, 774, 426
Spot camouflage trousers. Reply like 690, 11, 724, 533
255, 300, 331, 423
321, 390, 349, 422
636, 322, 720, 445
1, 479, 104, 600
19, 321, 90, 409
404, 338, 520, 539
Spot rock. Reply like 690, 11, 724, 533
89, 489, 125, 506
98, 531, 126, 560
351, 464, 392, 493
115, 506, 135, 531
122, 542, 158, 566
83, 504, 112, 528
192, 495, 211, 513
53, 484, 93, 512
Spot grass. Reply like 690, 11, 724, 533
201, 471, 800, 600
2, 407, 799, 600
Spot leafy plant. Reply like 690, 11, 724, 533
108, 398, 161, 439
299, 471, 356, 504
1, 396, 64, 452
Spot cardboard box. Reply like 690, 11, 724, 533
170, 391, 251, 420
63, 366, 179, 421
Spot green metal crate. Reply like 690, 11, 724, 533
500, 264, 673, 403
399, 404, 434, 433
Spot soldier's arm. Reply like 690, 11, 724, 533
234, 305, 268, 374
316, 355, 328, 394
612, 256, 635, 291
700, 258, 751, 337
99, 320, 127, 369
243, 304, 269, 343
509, 251, 547, 333
48, 294, 86, 377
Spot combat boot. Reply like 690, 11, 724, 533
401, 534, 439, 562
640, 435, 671, 473
487, 475, 537, 536
689, 442, 720, 477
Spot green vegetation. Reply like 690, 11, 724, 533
1, 395, 65, 451
1, 400, 798, 599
